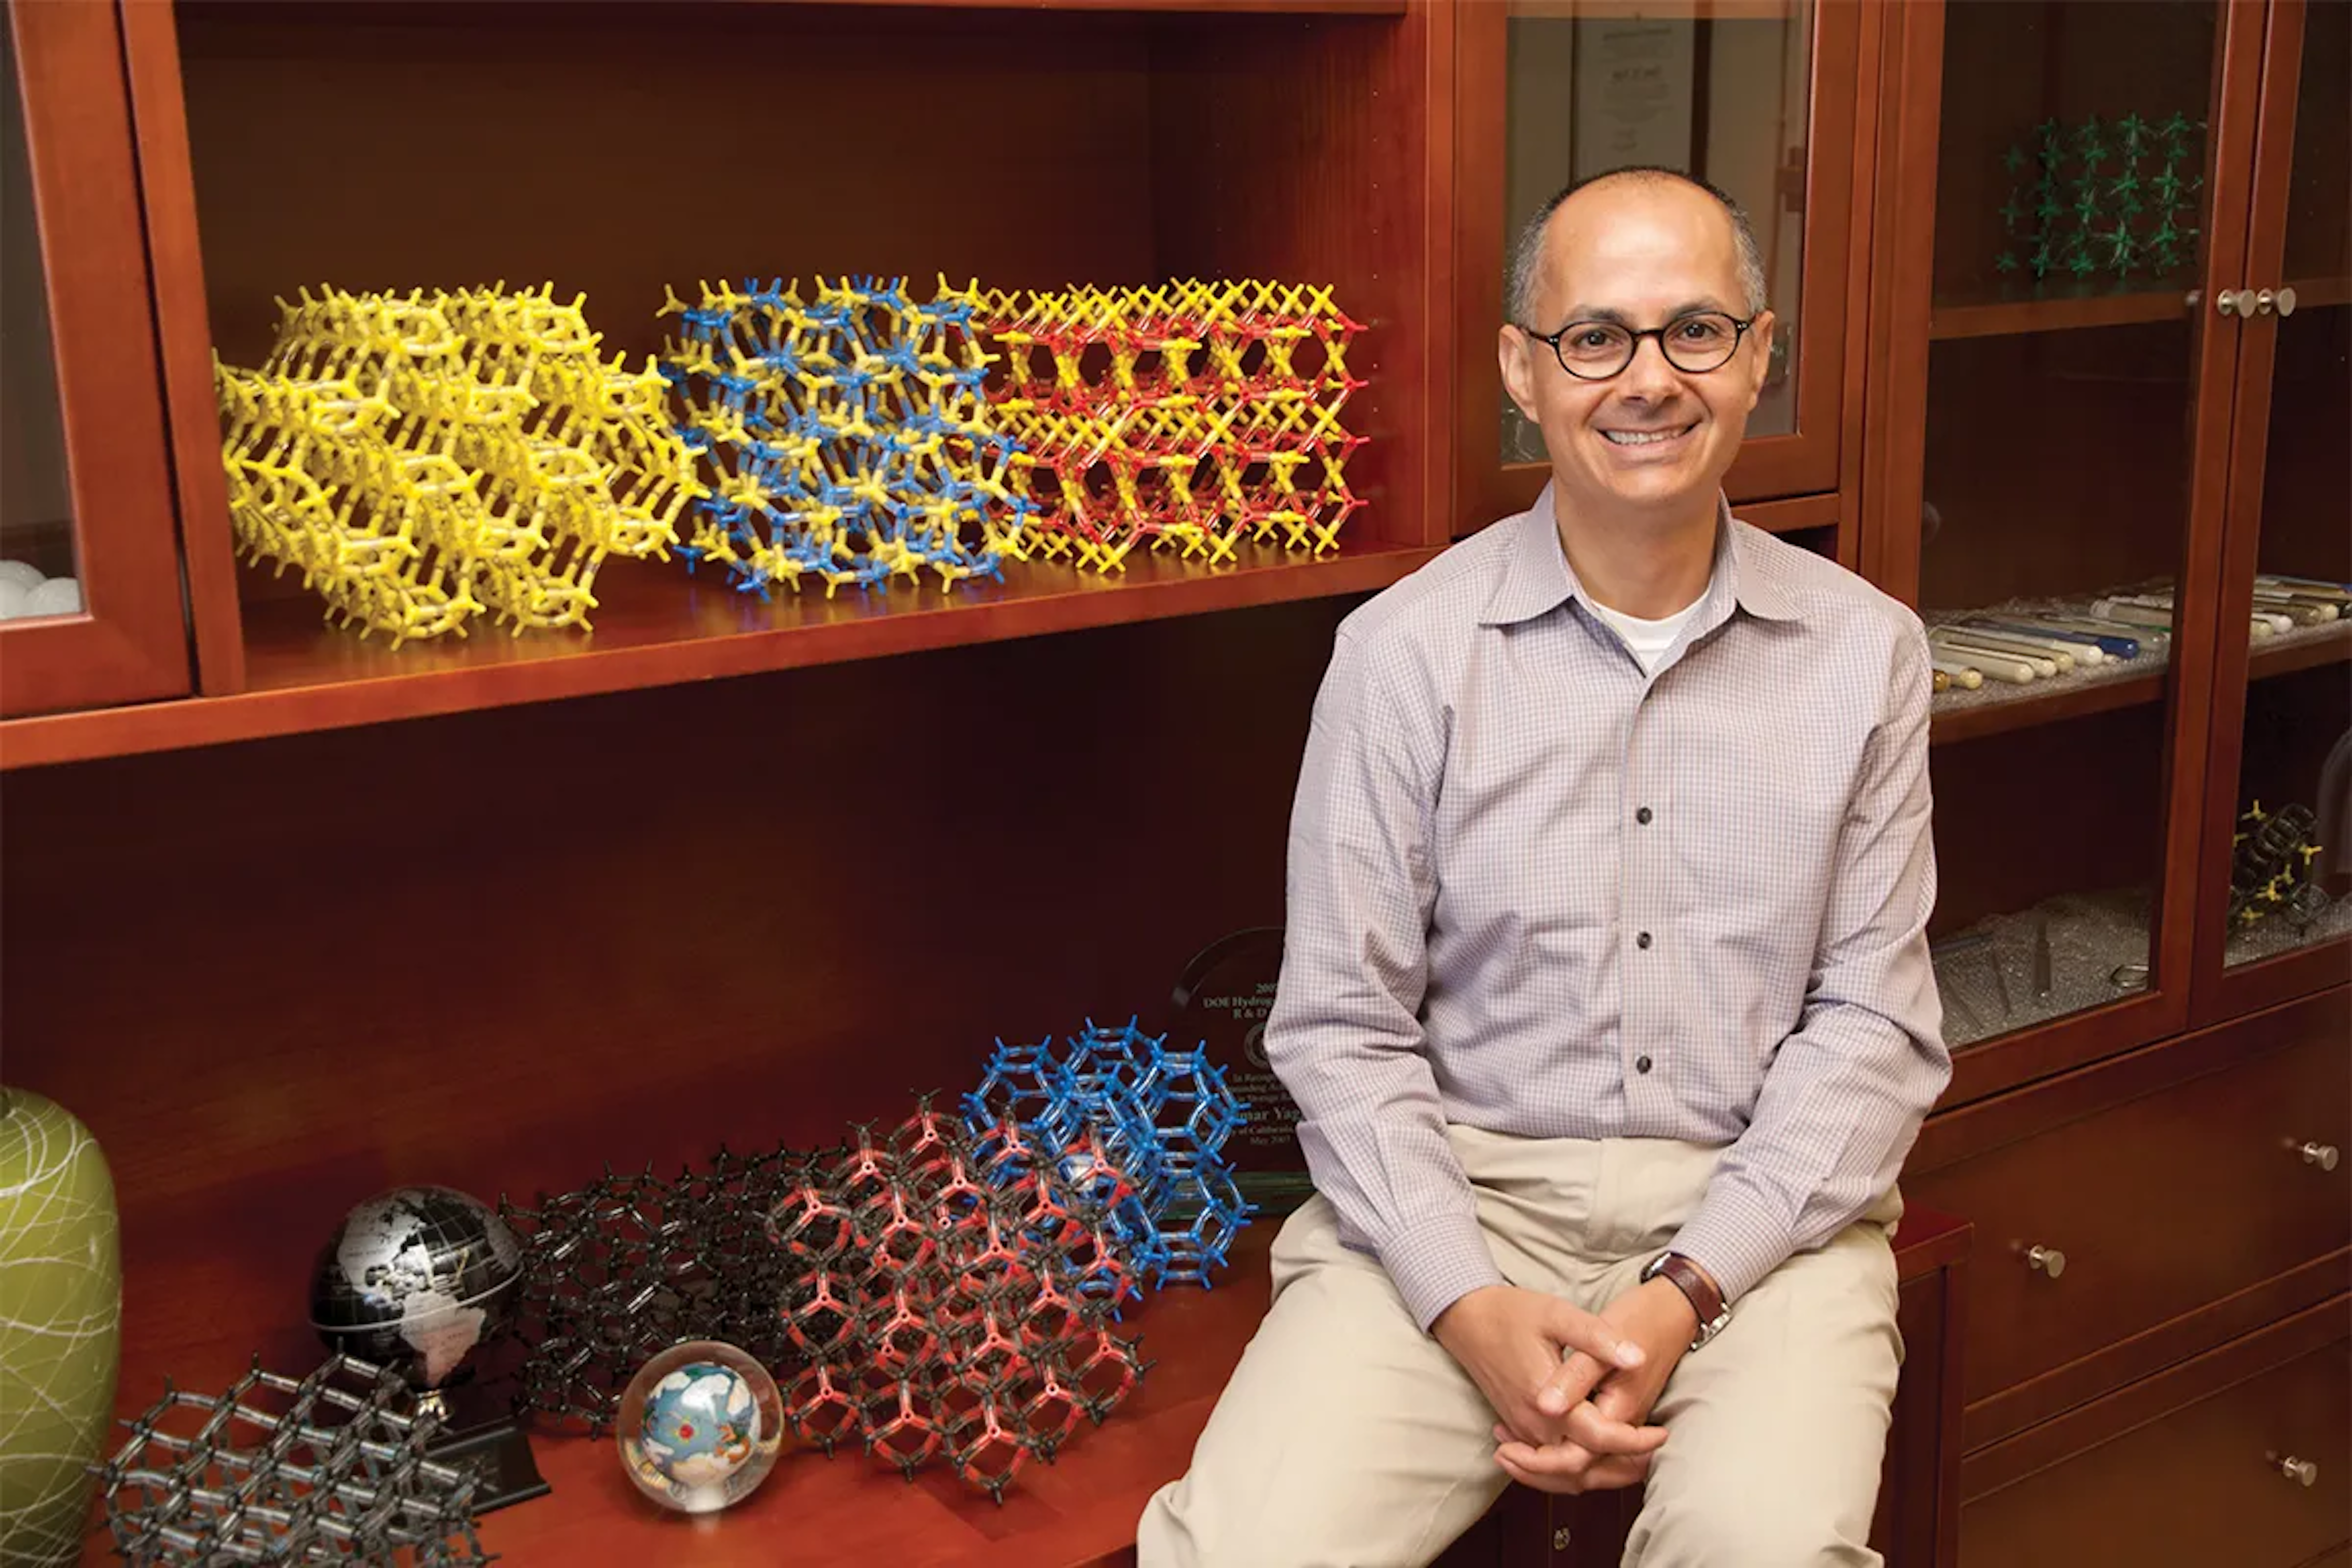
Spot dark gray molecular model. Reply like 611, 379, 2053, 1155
92, 1353, 490, 1566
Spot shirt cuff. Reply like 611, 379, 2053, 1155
1380, 1213, 1509, 1333
1666, 1181, 1792, 1308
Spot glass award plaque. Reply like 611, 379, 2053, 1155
1171, 926, 1316, 1214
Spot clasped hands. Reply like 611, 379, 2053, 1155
1429, 1277, 1699, 1494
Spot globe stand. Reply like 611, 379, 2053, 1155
415, 1382, 552, 1514
307, 1184, 547, 1515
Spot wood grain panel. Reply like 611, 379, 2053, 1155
1907, 1019, 2349, 1439
1929, 1, 2221, 310
176, 3, 1160, 373
1960, 1299, 2349, 1568
1, 600, 1353, 1449
0, 543, 1435, 770
1927, 703, 2167, 937
0, 0, 194, 716
1153, 5, 1435, 549
117, 0, 246, 697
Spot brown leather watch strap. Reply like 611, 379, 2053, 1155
1652, 1254, 1725, 1327
1643, 1252, 1732, 1349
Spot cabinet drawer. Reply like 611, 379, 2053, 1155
1960, 1308, 2349, 1568
1910, 1025, 2348, 1411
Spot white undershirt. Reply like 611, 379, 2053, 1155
1587, 596, 1704, 675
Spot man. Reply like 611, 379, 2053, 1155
1136, 167, 1949, 1568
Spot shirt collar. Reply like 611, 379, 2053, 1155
1477, 484, 1801, 627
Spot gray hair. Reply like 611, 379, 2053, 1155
1506, 166, 1770, 328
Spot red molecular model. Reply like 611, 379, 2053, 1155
765, 1102, 1149, 1502
977, 280, 1367, 572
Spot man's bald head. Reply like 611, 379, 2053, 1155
1506, 167, 1768, 328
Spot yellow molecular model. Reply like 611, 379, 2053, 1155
216, 284, 703, 647
976, 279, 1366, 572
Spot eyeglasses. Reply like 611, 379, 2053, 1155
1516, 310, 1758, 380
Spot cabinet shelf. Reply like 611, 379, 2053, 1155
2251, 619, 2352, 680
1929, 287, 2195, 341
1932, 668, 2167, 747
788, 0, 1408, 9
460, 1226, 1277, 1568
1929, 276, 2350, 342
0, 541, 1436, 769
1930, 620, 2346, 746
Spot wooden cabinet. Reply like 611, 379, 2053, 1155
0, 0, 200, 717
1867, 0, 2350, 1105
1908, 987, 2349, 1445
1959, 1298, 2348, 1568
0, 2, 2343, 1563
2190, 0, 2352, 1025
3, 0, 1456, 765
1869, 0, 2250, 1102
1863, 3, 2349, 1559
1450, 0, 1871, 549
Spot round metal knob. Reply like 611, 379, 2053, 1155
2026, 1244, 2066, 1278
2276, 285, 2299, 317
2300, 1141, 2339, 1172
2277, 1455, 2318, 1487
2217, 288, 2252, 317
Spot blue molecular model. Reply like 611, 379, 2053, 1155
964, 1017, 1255, 1290
659, 276, 1036, 599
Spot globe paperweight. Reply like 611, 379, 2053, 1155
307, 1184, 547, 1512
617, 1341, 787, 1514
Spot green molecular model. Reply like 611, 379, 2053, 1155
1995, 109, 2205, 287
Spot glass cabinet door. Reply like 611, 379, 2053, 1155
1889, 0, 2261, 1085
2193, 0, 2352, 1016
0, 0, 190, 719
1452, 0, 1860, 537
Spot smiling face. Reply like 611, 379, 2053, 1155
1498, 176, 1775, 526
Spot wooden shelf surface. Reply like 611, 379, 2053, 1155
787, 0, 1406, 9
0, 541, 1438, 769
1930, 621, 2347, 746
1929, 287, 2194, 341
2281, 276, 2352, 312
70, 1227, 1271, 1568
1929, 276, 2350, 341
2251, 620, 2352, 680
1931, 668, 2167, 747
480, 1230, 1273, 1568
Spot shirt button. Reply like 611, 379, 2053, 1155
1634, 1054, 1654, 1074
1636, 806, 1654, 825
1636, 931, 1653, 950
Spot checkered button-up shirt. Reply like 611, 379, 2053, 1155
1266, 488, 1950, 1330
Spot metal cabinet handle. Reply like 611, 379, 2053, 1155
2276, 1455, 2318, 1487
2299, 1140, 2339, 1172
2216, 288, 2253, 317
2026, 1244, 2066, 1278
2275, 284, 2299, 317
2254, 288, 2279, 316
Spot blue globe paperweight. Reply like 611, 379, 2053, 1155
616, 1340, 786, 1514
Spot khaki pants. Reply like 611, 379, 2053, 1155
1137, 1127, 1904, 1568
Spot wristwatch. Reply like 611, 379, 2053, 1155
1640, 1251, 1732, 1351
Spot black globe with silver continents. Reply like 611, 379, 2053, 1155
307, 1184, 525, 1394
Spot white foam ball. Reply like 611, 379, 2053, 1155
25, 576, 82, 617
0, 559, 45, 592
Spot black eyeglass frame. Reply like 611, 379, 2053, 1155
1513, 310, 1763, 381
